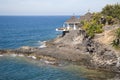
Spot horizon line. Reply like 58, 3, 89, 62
0, 15, 81, 16
0, 13, 84, 16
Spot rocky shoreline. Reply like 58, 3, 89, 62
0, 29, 120, 73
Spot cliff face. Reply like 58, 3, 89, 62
54, 30, 85, 46
87, 25, 120, 72
94, 25, 119, 45
52, 29, 120, 72
84, 39, 120, 72
0, 28, 120, 73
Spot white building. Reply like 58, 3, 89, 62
56, 16, 80, 31
56, 12, 93, 31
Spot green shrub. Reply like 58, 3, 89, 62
106, 16, 114, 25
82, 18, 104, 38
111, 39, 120, 49
111, 28, 120, 49
116, 28, 120, 38
102, 3, 120, 20
93, 13, 102, 23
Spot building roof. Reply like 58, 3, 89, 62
65, 16, 80, 23
64, 12, 93, 24
79, 12, 93, 21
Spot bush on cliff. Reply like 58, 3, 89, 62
82, 14, 103, 38
116, 28, 120, 39
102, 3, 120, 20
81, 3, 120, 38
111, 28, 120, 49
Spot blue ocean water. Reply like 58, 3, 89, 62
0, 56, 90, 80
0, 16, 90, 80
0, 16, 116, 80
0, 16, 70, 49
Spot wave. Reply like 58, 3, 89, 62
28, 56, 37, 59
0, 55, 3, 57
10, 54, 17, 57
38, 41, 47, 48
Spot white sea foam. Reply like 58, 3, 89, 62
0, 55, 3, 57
40, 59, 55, 64
38, 41, 47, 48
28, 56, 37, 59
11, 54, 17, 57
44, 60, 55, 64
18, 54, 24, 57
31, 56, 37, 59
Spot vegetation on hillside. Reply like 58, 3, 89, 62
111, 28, 120, 49
81, 3, 120, 38
82, 21, 103, 38
81, 13, 104, 38
102, 3, 120, 20
101, 3, 120, 49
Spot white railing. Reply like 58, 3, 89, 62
56, 27, 81, 31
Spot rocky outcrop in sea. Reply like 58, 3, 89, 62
0, 29, 120, 73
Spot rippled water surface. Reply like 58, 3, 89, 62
0, 16, 70, 49
0, 16, 119, 80
0, 56, 91, 80
0, 56, 118, 80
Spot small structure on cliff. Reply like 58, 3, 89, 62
56, 12, 93, 31
56, 12, 93, 36
56, 16, 80, 31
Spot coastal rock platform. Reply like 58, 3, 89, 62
0, 30, 120, 73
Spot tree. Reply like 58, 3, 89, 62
102, 3, 120, 20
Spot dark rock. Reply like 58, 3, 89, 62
0, 29, 120, 73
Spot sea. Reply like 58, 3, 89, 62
0, 16, 67, 49
0, 16, 117, 80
